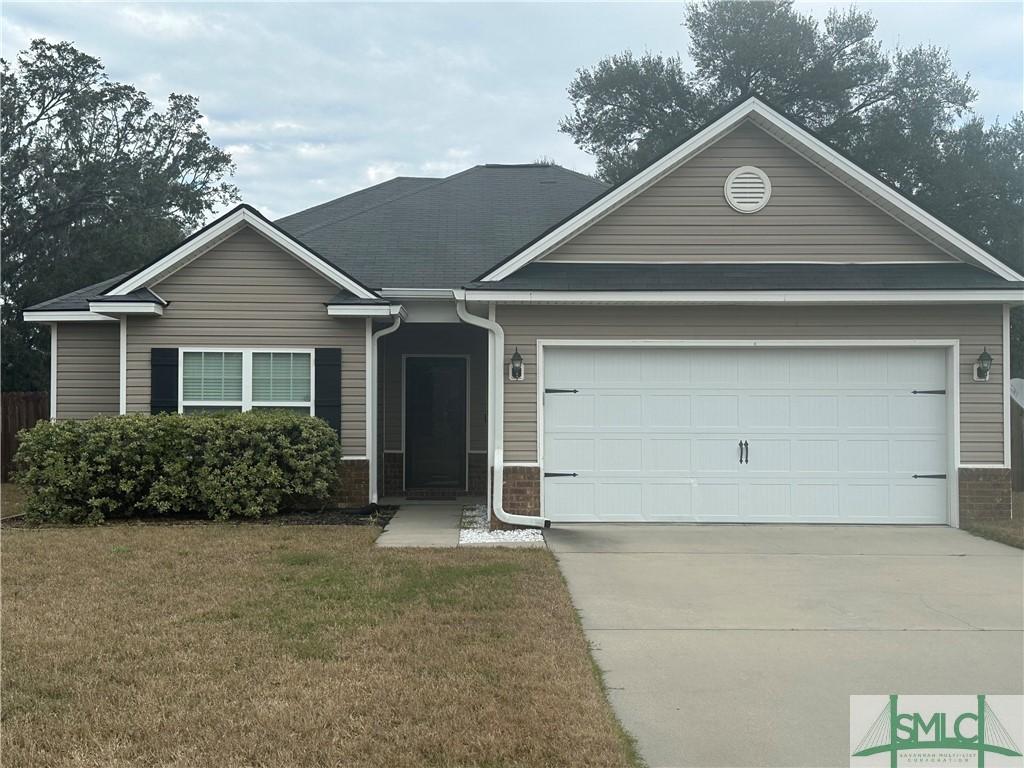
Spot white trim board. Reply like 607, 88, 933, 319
465, 290, 1024, 304
326, 304, 404, 317
119, 317, 127, 415
533, 338, 963, 527
89, 302, 164, 316
49, 324, 57, 422
23, 311, 116, 323
105, 206, 379, 300
480, 97, 1024, 283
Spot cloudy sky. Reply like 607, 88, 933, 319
3, 2, 1022, 220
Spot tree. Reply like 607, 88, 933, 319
560, 0, 1023, 372
1, 39, 239, 391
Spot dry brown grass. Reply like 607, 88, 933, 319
2, 525, 641, 768
1, 484, 26, 518
962, 495, 1024, 549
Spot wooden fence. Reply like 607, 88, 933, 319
1013, 398, 1024, 492
1, 391, 49, 483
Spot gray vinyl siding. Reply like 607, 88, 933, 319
124, 229, 368, 455
498, 304, 1004, 465
543, 120, 953, 264
55, 322, 120, 420
379, 324, 488, 453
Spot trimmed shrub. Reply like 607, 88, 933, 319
13, 412, 342, 524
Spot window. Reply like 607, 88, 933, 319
180, 349, 314, 414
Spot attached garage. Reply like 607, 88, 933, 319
541, 344, 953, 524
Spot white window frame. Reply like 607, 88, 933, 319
178, 347, 315, 415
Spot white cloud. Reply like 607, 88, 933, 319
2, 1, 1019, 223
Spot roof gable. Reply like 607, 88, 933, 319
480, 98, 1023, 283
540, 119, 954, 265
102, 204, 380, 300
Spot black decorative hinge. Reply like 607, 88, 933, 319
912, 474, 947, 479
545, 388, 579, 394
912, 390, 946, 395
544, 472, 578, 478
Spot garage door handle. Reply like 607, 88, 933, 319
738, 440, 748, 464
912, 389, 946, 395
912, 474, 947, 479
545, 388, 578, 394
544, 472, 578, 478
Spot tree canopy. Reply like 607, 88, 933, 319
1, 39, 239, 391
560, 0, 1023, 373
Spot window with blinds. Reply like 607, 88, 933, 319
179, 350, 313, 414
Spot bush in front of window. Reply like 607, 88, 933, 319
13, 412, 342, 524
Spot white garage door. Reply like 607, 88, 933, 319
542, 346, 949, 524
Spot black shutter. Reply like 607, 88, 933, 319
314, 348, 342, 435
150, 348, 179, 413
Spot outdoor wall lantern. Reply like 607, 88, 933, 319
973, 347, 993, 382
508, 347, 525, 382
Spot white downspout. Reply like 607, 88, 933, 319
455, 294, 549, 529
369, 311, 403, 503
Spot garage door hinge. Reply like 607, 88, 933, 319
911, 389, 946, 395
544, 388, 578, 394
544, 472, 578, 478
912, 474, 947, 479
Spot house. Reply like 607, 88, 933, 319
24, 97, 1023, 528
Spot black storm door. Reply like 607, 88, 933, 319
405, 357, 467, 489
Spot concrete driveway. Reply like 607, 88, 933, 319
545, 525, 1024, 768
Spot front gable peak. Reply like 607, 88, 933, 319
479, 98, 1022, 283
102, 204, 381, 301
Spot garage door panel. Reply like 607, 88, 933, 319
546, 480, 596, 522
891, 482, 948, 523
596, 394, 643, 427
841, 395, 889, 429
742, 483, 792, 520
791, 484, 840, 521
887, 348, 946, 387
594, 482, 644, 521
692, 395, 739, 428
840, 440, 890, 473
741, 395, 790, 428
542, 347, 949, 525
791, 440, 839, 473
596, 439, 643, 471
689, 350, 739, 386
892, 394, 946, 430
643, 483, 694, 521
746, 439, 791, 473
644, 438, 691, 472
546, 437, 595, 471
694, 439, 744, 472
891, 439, 946, 473
547, 393, 594, 428
840, 484, 891, 521
694, 483, 740, 520
792, 396, 839, 428
643, 394, 691, 428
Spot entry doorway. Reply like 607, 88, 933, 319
403, 356, 468, 490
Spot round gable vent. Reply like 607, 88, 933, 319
724, 166, 772, 213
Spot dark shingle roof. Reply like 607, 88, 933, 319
26, 273, 133, 312
465, 262, 1024, 292
276, 165, 608, 289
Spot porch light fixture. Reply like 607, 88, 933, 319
509, 347, 525, 382
973, 347, 993, 382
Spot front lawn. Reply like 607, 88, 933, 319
963, 494, 1024, 549
2, 525, 640, 767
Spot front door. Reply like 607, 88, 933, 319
405, 357, 467, 489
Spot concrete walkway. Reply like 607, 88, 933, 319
375, 502, 462, 548
547, 524, 1024, 768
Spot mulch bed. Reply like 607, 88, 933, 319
0, 504, 399, 529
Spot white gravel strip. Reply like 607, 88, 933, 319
459, 505, 545, 547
